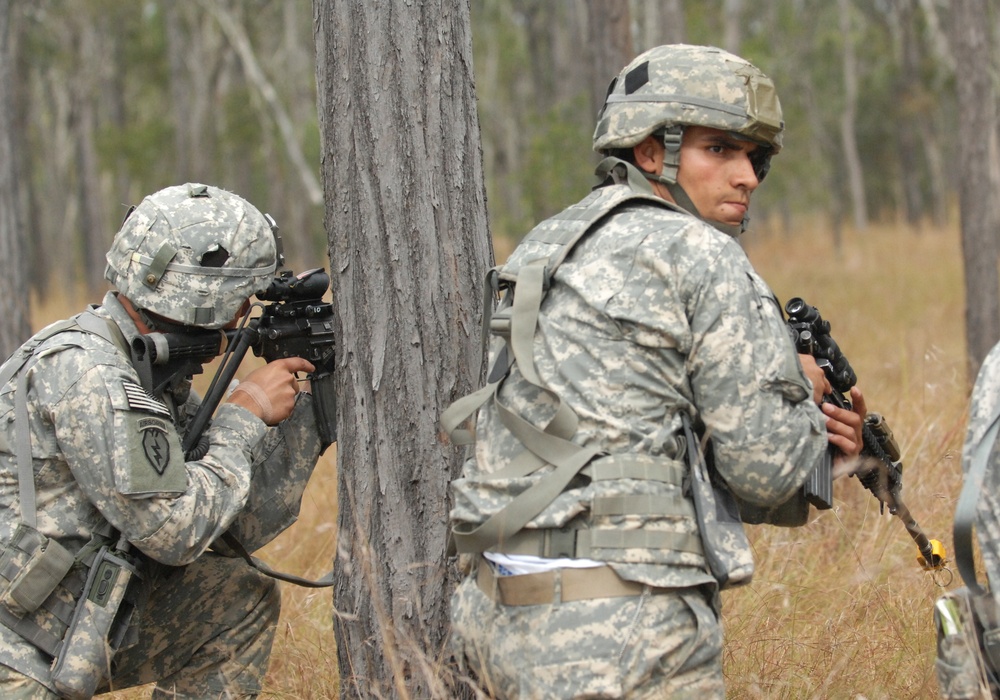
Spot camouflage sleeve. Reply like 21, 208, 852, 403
682, 235, 827, 507
50, 356, 265, 566
214, 391, 324, 554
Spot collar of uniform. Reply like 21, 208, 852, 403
100, 292, 143, 348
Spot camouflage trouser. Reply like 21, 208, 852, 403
450, 570, 724, 699
0, 552, 280, 700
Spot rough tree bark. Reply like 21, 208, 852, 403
0, 0, 30, 358
951, 0, 1000, 380
314, 1, 491, 697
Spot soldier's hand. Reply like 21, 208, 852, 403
228, 357, 315, 425
799, 354, 832, 405
825, 386, 866, 461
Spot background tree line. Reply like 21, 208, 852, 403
0, 0, 971, 298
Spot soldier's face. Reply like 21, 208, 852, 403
676, 126, 761, 228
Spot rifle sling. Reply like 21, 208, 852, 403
218, 532, 333, 588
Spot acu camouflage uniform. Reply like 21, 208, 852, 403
447, 45, 827, 699
448, 159, 827, 698
935, 342, 1000, 699
0, 187, 324, 699
960, 342, 1000, 602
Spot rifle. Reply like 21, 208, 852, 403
129, 266, 337, 457
785, 297, 947, 573
129, 266, 337, 590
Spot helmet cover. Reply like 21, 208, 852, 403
104, 183, 277, 329
593, 44, 784, 154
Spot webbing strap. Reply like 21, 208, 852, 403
15, 366, 37, 529
451, 442, 601, 554
954, 412, 1000, 595
0, 606, 63, 657
589, 529, 702, 554
591, 493, 693, 517
439, 379, 501, 446
7, 311, 125, 529
491, 525, 703, 559
584, 457, 685, 484
504, 260, 578, 441
445, 174, 681, 555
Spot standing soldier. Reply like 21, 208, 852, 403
0, 183, 326, 698
445, 45, 866, 698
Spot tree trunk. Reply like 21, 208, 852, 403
69, 15, 108, 295
893, 0, 924, 229
951, 0, 1000, 380
722, 0, 744, 54
585, 0, 633, 118
314, 1, 491, 697
838, 0, 868, 232
0, 0, 30, 358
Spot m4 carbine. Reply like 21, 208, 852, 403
129, 267, 337, 457
785, 297, 946, 572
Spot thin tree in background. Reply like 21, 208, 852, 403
585, 0, 633, 117
951, 0, 1000, 380
838, 0, 868, 232
0, 0, 30, 358
313, 1, 490, 696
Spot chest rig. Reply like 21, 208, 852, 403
0, 310, 145, 691
443, 160, 715, 570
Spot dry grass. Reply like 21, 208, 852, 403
41, 217, 967, 698
728, 219, 967, 699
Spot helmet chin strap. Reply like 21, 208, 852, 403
642, 125, 747, 237
641, 171, 747, 238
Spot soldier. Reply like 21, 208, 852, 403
0, 183, 325, 698
445, 45, 866, 698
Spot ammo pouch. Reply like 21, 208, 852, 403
0, 523, 75, 618
935, 586, 1000, 699
682, 415, 754, 589
50, 541, 141, 700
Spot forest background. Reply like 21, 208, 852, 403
0, 0, 993, 698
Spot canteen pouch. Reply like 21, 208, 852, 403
683, 415, 754, 589
50, 544, 140, 700
935, 587, 1000, 699
0, 523, 75, 617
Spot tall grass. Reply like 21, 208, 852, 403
727, 220, 967, 699
50, 218, 967, 698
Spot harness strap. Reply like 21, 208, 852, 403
444, 172, 687, 557
6, 311, 125, 529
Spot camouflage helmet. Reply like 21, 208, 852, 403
104, 183, 278, 329
593, 44, 784, 158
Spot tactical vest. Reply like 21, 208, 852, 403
0, 310, 142, 667
443, 159, 741, 579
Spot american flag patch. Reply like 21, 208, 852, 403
122, 380, 172, 417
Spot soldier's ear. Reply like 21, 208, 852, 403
632, 135, 664, 176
